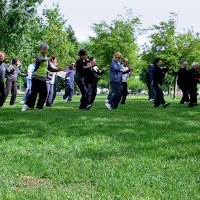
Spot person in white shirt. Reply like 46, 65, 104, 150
21, 59, 36, 104
121, 58, 132, 104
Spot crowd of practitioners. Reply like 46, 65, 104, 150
146, 58, 200, 108
1, 44, 200, 111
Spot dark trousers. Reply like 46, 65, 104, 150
121, 82, 128, 104
107, 89, 113, 100
4, 79, 17, 105
85, 82, 93, 105
153, 83, 165, 106
25, 78, 47, 109
109, 81, 121, 109
0, 82, 5, 107
46, 82, 54, 106
76, 81, 89, 109
189, 86, 197, 105
179, 85, 189, 103
52, 82, 57, 104
90, 82, 98, 105
147, 83, 155, 100
63, 83, 74, 101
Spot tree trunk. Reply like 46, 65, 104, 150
173, 75, 178, 100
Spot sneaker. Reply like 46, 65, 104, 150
188, 103, 194, 107
62, 97, 66, 100
163, 103, 170, 108
105, 99, 109, 103
148, 99, 154, 102
10, 104, 15, 106
105, 103, 112, 109
86, 104, 92, 110
35, 108, 43, 110
21, 104, 28, 111
20, 100, 25, 104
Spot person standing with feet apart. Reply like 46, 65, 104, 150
152, 57, 173, 108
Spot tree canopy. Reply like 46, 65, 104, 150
1, 3, 200, 92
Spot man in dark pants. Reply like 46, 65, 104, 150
187, 62, 200, 107
146, 64, 155, 102
177, 61, 189, 104
152, 58, 173, 108
75, 49, 97, 109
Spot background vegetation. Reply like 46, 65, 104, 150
1, 1, 200, 91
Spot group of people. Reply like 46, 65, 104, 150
146, 58, 200, 108
1, 44, 199, 111
0, 45, 109, 110
0, 53, 27, 107
74, 49, 108, 109
177, 61, 200, 107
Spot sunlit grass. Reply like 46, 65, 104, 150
0, 94, 200, 199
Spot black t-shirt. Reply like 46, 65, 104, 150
75, 59, 89, 82
187, 68, 200, 87
177, 68, 188, 87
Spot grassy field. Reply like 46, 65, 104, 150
0, 94, 200, 199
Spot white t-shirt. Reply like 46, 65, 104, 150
122, 65, 129, 82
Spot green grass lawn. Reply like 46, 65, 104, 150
0, 94, 200, 199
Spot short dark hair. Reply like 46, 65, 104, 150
12, 57, 19, 65
154, 58, 162, 66
79, 49, 87, 56
89, 57, 95, 61
50, 54, 57, 60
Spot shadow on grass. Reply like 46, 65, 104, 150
1, 98, 199, 162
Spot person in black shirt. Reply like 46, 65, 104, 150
177, 61, 189, 104
187, 62, 200, 107
75, 49, 97, 110
86, 57, 108, 105
153, 58, 173, 108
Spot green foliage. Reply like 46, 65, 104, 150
140, 13, 200, 90
176, 30, 200, 67
127, 76, 147, 92
142, 13, 180, 69
0, 2, 79, 90
41, 4, 78, 67
88, 9, 142, 84
0, 0, 43, 72
141, 13, 200, 86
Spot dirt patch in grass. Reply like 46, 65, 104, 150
20, 176, 47, 187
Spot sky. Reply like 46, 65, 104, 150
38, 0, 200, 47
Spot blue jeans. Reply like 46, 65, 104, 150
109, 81, 121, 109
22, 79, 32, 102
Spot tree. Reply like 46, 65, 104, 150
141, 13, 200, 98
88, 9, 144, 87
0, 0, 43, 60
41, 4, 78, 68
141, 13, 182, 97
